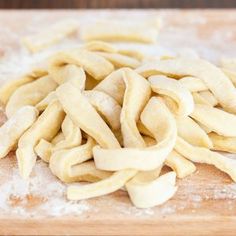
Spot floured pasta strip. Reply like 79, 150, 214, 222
94, 68, 126, 104
0, 106, 38, 158
49, 49, 114, 82
209, 132, 236, 153
95, 52, 140, 69
49, 136, 96, 182
52, 115, 82, 151
190, 104, 236, 137
165, 151, 196, 178
179, 76, 207, 92
16, 100, 65, 178
36, 91, 57, 111
192, 91, 218, 107
136, 57, 236, 113
6, 75, 57, 118
198, 91, 218, 107
176, 116, 213, 148
126, 171, 177, 208
22, 19, 78, 53
0, 69, 47, 105
144, 136, 196, 178
148, 75, 194, 116
175, 137, 236, 181
83, 90, 121, 131
81, 20, 159, 43
70, 161, 112, 183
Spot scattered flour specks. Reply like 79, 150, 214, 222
0, 159, 90, 217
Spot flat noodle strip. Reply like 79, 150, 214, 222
95, 52, 140, 69
56, 83, 120, 149
36, 91, 57, 111
148, 75, 194, 116
52, 115, 82, 151
165, 151, 196, 178
49, 49, 114, 82
179, 76, 207, 92
83, 90, 121, 131
49, 136, 96, 182
81, 20, 159, 43
82, 41, 118, 53
198, 91, 218, 107
175, 137, 236, 181
22, 19, 78, 53
176, 116, 213, 148
136, 58, 236, 113
143, 136, 196, 178
16, 100, 65, 178
6, 75, 57, 118
0, 70, 47, 105
209, 132, 236, 153
49, 64, 86, 89
94, 68, 126, 105
0, 106, 38, 158
93, 97, 177, 171
126, 172, 177, 208
70, 161, 112, 183
190, 104, 236, 137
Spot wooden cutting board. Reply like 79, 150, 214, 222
1, 9, 236, 236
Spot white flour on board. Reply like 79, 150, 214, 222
1, 10, 236, 218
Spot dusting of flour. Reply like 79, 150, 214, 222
0, 158, 90, 217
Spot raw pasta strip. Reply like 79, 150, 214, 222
179, 76, 207, 92
0, 106, 38, 158
190, 104, 236, 137
52, 115, 82, 151
143, 136, 196, 178
198, 91, 218, 106
82, 41, 117, 53
136, 58, 236, 113
49, 136, 96, 182
16, 100, 65, 178
36, 91, 57, 111
35, 132, 65, 162
49, 64, 86, 89
126, 171, 177, 208
0, 69, 47, 105
70, 161, 112, 182
165, 151, 196, 178
35, 139, 53, 163
56, 83, 120, 149
83, 90, 121, 131
93, 97, 177, 171
95, 52, 140, 69
67, 71, 153, 200
176, 116, 213, 148
49, 49, 114, 82
6, 75, 57, 118
94, 68, 126, 105
121, 68, 151, 148
175, 137, 236, 182
22, 19, 78, 52
209, 132, 236, 153
148, 75, 194, 116
81, 20, 158, 43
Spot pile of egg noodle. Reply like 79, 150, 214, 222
1, 19, 236, 208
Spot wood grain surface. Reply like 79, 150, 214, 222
1, 9, 236, 236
